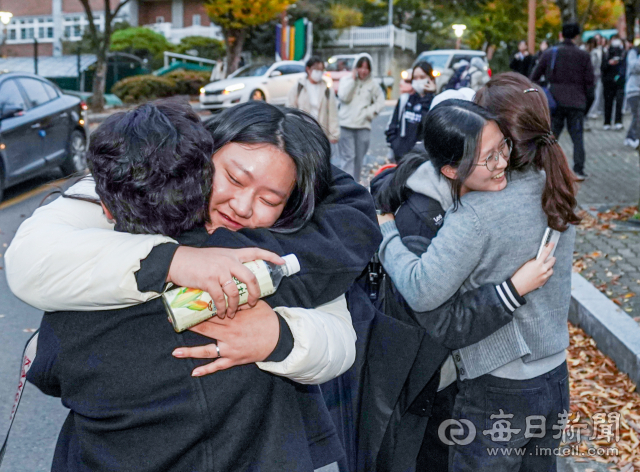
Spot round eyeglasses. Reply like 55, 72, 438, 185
475, 137, 512, 172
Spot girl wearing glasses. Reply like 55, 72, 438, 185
377, 75, 579, 470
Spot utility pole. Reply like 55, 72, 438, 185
528, 0, 536, 54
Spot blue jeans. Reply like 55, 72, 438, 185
449, 361, 570, 472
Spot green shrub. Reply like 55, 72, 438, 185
175, 36, 225, 61
164, 70, 211, 95
111, 75, 176, 103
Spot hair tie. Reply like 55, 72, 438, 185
523, 88, 539, 94
538, 131, 557, 146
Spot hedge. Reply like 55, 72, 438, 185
112, 70, 211, 103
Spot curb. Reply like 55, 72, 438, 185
569, 272, 640, 386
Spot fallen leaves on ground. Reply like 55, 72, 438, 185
566, 323, 640, 470
597, 206, 640, 224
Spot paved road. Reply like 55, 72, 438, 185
0, 170, 75, 471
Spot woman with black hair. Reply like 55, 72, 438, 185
385, 61, 436, 163
378, 74, 579, 470
335, 53, 385, 181
7, 101, 381, 472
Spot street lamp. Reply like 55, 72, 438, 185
0, 11, 12, 59
452, 24, 466, 49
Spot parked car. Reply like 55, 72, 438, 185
401, 50, 491, 93
199, 61, 306, 111
0, 72, 88, 202
325, 54, 394, 94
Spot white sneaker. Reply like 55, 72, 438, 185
614, 123, 624, 131
632, 139, 640, 149
603, 125, 611, 130
624, 138, 631, 146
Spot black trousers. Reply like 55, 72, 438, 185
551, 107, 586, 174
603, 82, 625, 125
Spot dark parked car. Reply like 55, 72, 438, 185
0, 72, 88, 201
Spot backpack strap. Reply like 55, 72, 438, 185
0, 330, 39, 467
297, 82, 304, 97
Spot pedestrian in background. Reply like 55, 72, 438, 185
336, 53, 385, 182
624, 44, 640, 149
588, 34, 605, 119
583, 37, 600, 131
287, 55, 340, 155
532, 40, 550, 87
602, 35, 626, 131
531, 22, 595, 181
510, 40, 535, 77
385, 61, 435, 163
461, 57, 491, 91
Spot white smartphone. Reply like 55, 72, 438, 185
536, 227, 561, 261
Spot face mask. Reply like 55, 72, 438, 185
412, 79, 429, 94
310, 69, 324, 83
611, 39, 623, 48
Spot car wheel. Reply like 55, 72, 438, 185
61, 129, 87, 176
250, 89, 266, 101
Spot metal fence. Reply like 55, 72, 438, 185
327, 25, 417, 53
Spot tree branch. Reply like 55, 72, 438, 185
112, 0, 133, 21
79, 0, 100, 49
579, 0, 595, 28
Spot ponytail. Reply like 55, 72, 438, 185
475, 72, 581, 232
375, 152, 428, 214
535, 140, 581, 231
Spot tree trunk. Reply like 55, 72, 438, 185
224, 28, 247, 77
91, 49, 108, 113
624, 0, 639, 40
555, 0, 577, 24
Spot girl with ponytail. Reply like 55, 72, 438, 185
377, 76, 579, 470
474, 71, 581, 232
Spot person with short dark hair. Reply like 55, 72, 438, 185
531, 22, 595, 181
510, 40, 535, 77
287, 55, 340, 150
13, 100, 382, 472
602, 34, 627, 131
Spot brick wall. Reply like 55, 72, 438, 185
183, 0, 210, 27
62, 0, 111, 15
138, 0, 172, 26
4, 42, 53, 57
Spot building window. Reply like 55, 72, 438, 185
9, 29, 15, 40
39, 27, 44, 38
74, 24, 81, 37
193, 14, 201, 26
156, 16, 164, 23
47, 27, 53, 38
65, 25, 71, 38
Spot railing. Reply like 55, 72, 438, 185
145, 23, 223, 44
327, 25, 417, 52
163, 51, 219, 68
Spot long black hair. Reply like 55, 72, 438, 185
206, 101, 332, 233
377, 100, 502, 213
423, 99, 503, 208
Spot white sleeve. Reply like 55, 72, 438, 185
256, 295, 356, 384
5, 179, 176, 312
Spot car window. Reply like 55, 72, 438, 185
234, 64, 271, 78
42, 82, 59, 100
415, 54, 450, 70
451, 55, 483, 67
275, 64, 305, 75
326, 58, 354, 72
0, 80, 26, 111
18, 78, 52, 108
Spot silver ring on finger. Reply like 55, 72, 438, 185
221, 279, 235, 289
213, 339, 222, 358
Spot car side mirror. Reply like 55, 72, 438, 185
269, 70, 283, 77
0, 105, 23, 120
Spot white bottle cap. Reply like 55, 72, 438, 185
282, 254, 301, 276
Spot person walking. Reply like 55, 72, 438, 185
287, 55, 340, 155
532, 40, 550, 87
336, 53, 385, 182
510, 40, 535, 77
601, 35, 627, 131
624, 45, 640, 148
531, 22, 595, 181
588, 34, 605, 119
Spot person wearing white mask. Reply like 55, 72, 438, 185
287, 55, 340, 152
385, 62, 436, 163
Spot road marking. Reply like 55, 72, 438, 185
0, 177, 70, 211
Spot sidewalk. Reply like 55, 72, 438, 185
563, 115, 640, 321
